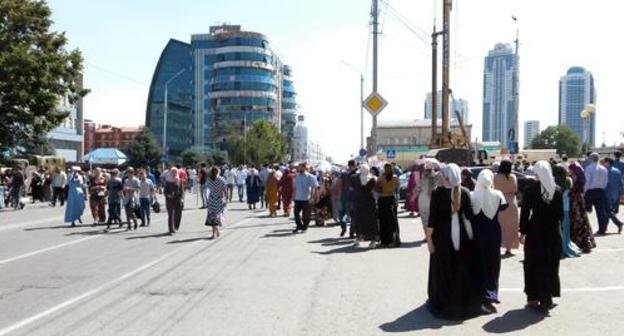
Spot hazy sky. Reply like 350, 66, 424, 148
49, 0, 624, 160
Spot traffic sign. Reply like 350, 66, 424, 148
363, 92, 388, 116
359, 148, 367, 157
386, 149, 396, 159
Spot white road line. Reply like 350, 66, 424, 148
501, 286, 624, 292
0, 216, 64, 232
0, 235, 101, 266
0, 242, 200, 336
0, 215, 255, 335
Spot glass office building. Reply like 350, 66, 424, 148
281, 65, 297, 146
147, 25, 297, 156
482, 43, 519, 149
145, 39, 194, 159
559, 66, 596, 147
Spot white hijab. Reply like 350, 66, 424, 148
359, 164, 372, 186
534, 160, 556, 203
441, 163, 462, 189
471, 169, 507, 220
441, 163, 472, 251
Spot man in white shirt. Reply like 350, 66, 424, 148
235, 166, 248, 202
225, 167, 237, 202
50, 167, 67, 207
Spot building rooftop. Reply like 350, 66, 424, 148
378, 119, 469, 128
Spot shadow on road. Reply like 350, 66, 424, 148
65, 229, 104, 236
308, 237, 353, 247
262, 232, 296, 238
379, 303, 462, 332
311, 244, 370, 255
481, 308, 547, 333
25, 225, 70, 231
398, 240, 426, 248
167, 237, 212, 244
126, 232, 172, 240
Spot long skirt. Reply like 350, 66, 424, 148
266, 187, 279, 215
378, 196, 399, 246
523, 237, 561, 304
473, 215, 502, 303
562, 191, 580, 258
64, 186, 85, 223
570, 191, 596, 252
353, 199, 378, 241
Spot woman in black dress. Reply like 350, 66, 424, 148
520, 160, 563, 311
352, 164, 378, 248
426, 163, 479, 320
470, 169, 508, 314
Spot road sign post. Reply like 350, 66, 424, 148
363, 92, 388, 155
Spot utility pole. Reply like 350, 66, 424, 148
431, 25, 442, 146
511, 18, 520, 153
441, 0, 452, 145
360, 74, 364, 150
371, 0, 379, 155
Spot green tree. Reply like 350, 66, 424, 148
126, 129, 162, 169
18, 133, 56, 156
0, 0, 89, 151
180, 149, 205, 167
531, 125, 581, 157
225, 120, 287, 166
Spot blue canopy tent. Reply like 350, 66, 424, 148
84, 148, 128, 166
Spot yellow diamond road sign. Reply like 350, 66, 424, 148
363, 92, 388, 116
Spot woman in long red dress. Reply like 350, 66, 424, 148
406, 165, 420, 216
280, 167, 295, 217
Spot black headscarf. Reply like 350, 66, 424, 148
499, 159, 512, 177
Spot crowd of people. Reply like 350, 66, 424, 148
1, 150, 623, 321
413, 151, 623, 320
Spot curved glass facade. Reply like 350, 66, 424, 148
281, 65, 297, 145
192, 25, 296, 151
145, 39, 193, 159
147, 25, 298, 157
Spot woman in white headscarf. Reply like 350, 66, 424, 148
471, 169, 508, 314
426, 163, 480, 320
519, 160, 563, 312
352, 164, 379, 247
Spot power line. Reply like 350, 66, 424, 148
380, 0, 430, 44
85, 62, 149, 87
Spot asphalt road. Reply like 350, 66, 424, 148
1, 196, 624, 335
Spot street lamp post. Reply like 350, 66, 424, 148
162, 68, 186, 163
581, 104, 596, 153
341, 61, 365, 151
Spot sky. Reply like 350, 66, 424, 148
48, 0, 624, 161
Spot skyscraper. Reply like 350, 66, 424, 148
424, 91, 469, 123
558, 67, 596, 147
482, 43, 519, 151
146, 25, 297, 158
145, 39, 194, 159
524, 120, 540, 149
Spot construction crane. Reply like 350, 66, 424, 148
429, 0, 472, 165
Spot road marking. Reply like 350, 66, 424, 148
0, 215, 255, 335
0, 235, 101, 266
501, 286, 624, 292
0, 216, 64, 232
0, 241, 200, 336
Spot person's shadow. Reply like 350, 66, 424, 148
379, 303, 462, 332
481, 308, 546, 333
